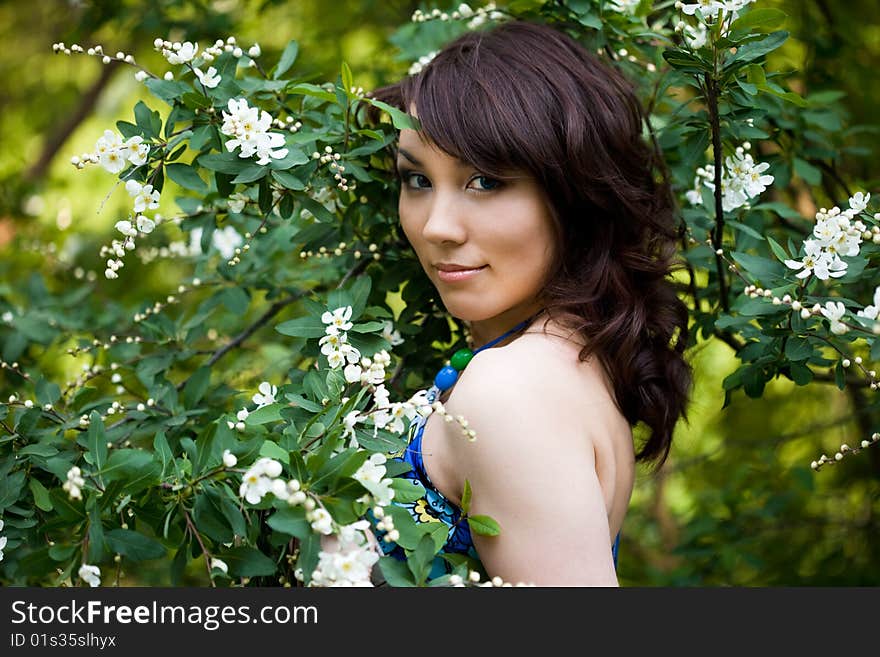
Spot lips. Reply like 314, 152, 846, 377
435, 263, 486, 272
435, 265, 487, 283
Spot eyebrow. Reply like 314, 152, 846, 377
396, 148, 422, 166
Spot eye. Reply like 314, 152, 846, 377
469, 175, 503, 192
401, 172, 431, 190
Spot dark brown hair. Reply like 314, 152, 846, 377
365, 19, 693, 469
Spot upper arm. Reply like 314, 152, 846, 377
442, 349, 619, 587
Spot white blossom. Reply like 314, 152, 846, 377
381, 320, 404, 346
252, 381, 277, 408
210, 225, 243, 259
321, 306, 354, 334
353, 453, 395, 506
163, 41, 198, 65
784, 239, 847, 281
115, 220, 137, 238
239, 457, 283, 504
819, 301, 849, 335
124, 180, 160, 214
125, 136, 150, 166
678, 1, 727, 18
310, 520, 379, 587
308, 507, 334, 535
683, 21, 708, 49
686, 149, 774, 213
62, 466, 86, 500
341, 410, 362, 446
607, 0, 640, 14
0, 519, 6, 562
227, 192, 249, 214
222, 449, 237, 468
343, 363, 362, 384
194, 66, 221, 89
210, 558, 228, 574
78, 563, 101, 587
848, 191, 870, 214
136, 215, 156, 234
220, 98, 288, 166
857, 286, 880, 320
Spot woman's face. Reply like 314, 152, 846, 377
395, 125, 557, 326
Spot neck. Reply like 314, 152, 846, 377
465, 302, 546, 350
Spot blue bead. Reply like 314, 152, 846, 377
434, 365, 459, 391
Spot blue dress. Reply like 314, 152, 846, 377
379, 401, 621, 582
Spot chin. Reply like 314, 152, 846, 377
440, 301, 499, 323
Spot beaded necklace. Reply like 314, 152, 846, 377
425, 308, 546, 404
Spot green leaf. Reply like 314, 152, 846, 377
86, 411, 108, 474
0, 470, 25, 510
663, 50, 711, 74
154, 431, 173, 478
730, 251, 785, 283
468, 514, 501, 536
199, 152, 248, 174
379, 556, 416, 586
731, 8, 787, 33
222, 546, 277, 577
101, 450, 160, 492
297, 533, 320, 585
219, 287, 250, 314
19, 444, 59, 458
460, 479, 472, 515
35, 377, 61, 406
266, 507, 310, 538
48, 488, 85, 521
271, 170, 307, 190
298, 196, 337, 223
407, 534, 437, 585
389, 478, 426, 504
287, 83, 337, 103
766, 235, 790, 262
29, 477, 53, 511
728, 31, 789, 66
87, 500, 106, 562
258, 438, 289, 463
364, 98, 420, 130
793, 158, 822, 185
105, 529, 167, 561
194, 491, 234, 543
275, 315, 328, 338
789, 361, 814, 386
274, 39, 300, 79
341, 61, 354, 97
728, 219, 764, 241
166, 163, 208, 193
183, 366, 211, 408
349, 320, 386, 334
784, 337, 813, 361
248, 405, 285, 426
134, 100, 161, 139
284, 393, 323, 412
267, 147, 310, 171
231, 163, 268, 184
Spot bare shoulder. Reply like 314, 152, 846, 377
435, 327, 635, 532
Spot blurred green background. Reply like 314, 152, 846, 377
1, 0, 879, 585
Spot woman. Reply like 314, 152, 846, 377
365, 19, 693, 586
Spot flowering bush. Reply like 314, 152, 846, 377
1, 0, 879, 587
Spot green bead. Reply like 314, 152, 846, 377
450, 348, 474, 371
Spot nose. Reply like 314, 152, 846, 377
420, 191, 468, 245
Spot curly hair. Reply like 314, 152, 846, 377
365, 19, 693, 469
